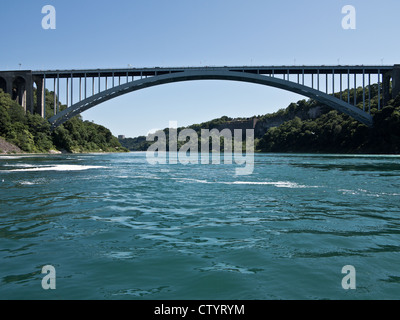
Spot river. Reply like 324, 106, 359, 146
1, 152, 399, 299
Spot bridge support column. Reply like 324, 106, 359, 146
33, 76, 45, 118
0, 71, 34, 113
383, 71, 392, 107
24, 75, 34, 114
392, 64, 400, 100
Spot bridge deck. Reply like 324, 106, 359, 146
31, 65, 394, 79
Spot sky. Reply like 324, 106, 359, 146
1, 0, 399, 137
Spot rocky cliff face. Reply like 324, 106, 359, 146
0, 137, 23, 154
215, 106, 325, 139
255, 106, 324, 138
215, 118, 258, 139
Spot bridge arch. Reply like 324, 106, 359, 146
49, 70, 373, 129
0, 76, 6, 93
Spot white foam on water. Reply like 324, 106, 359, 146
0, 156, 29, 160
7, 164, 36, 168
380, 192, 400, 196
199, 263, 260, 274
19, 181, 36, 185
5, 165, 107, 172
339, 188, 400, 197
339, 189, 359, 195
226, 181, 318, 188
173, 177, 209, 184
172, 177, 318, 188
126, 174, 161, 180
106, 251, 135, 260
18, 178, 48, 185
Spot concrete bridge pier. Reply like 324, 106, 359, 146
0, 71, 34, 114
33, 75, 45, 118
392, 64, 400, 100
383, 71, 392, 107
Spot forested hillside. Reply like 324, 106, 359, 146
120, 83, 400, 154
0, 89, 127, 154
257, 88, 400, 154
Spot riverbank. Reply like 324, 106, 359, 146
0, 137, 130, 156
0, 137, 23, 154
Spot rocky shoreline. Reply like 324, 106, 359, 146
0, 137, 65, 155
0, 137, 23, 154
0, 137, 128, 155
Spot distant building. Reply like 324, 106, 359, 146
118, 135, 126, 140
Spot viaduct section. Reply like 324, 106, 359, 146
1, 65, 400, 128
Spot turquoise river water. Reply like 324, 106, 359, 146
0, 152, 399, 299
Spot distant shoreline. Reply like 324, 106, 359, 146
2, 150, 399, 157
1, 136, 399, 157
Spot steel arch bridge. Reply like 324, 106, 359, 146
2, 65, 399, 128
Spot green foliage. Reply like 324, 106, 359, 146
188, 116, 234, 133
0, 102, 11, 134
0, 88, 127, 154
53, 116, 126, 153
257, 90, 400, 154
119, 136, 153, 151
0, 89, 46, 152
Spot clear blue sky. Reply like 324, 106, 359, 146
1, 0, 399, 137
